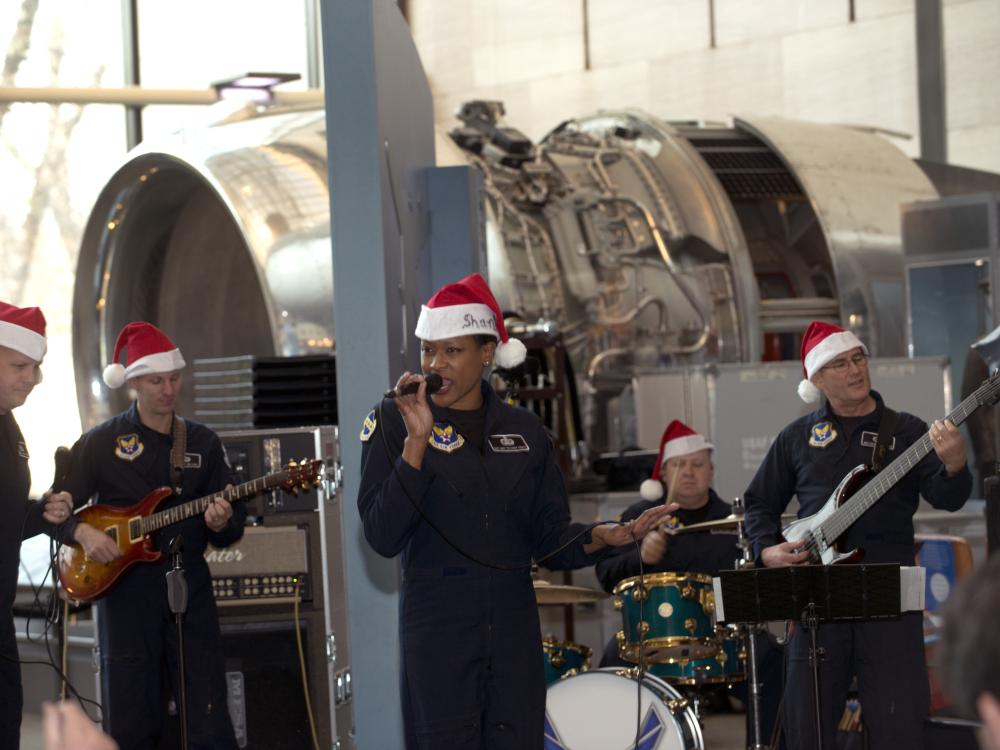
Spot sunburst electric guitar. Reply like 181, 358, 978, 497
781, 373, 1000, 564
57, 459, 323, 601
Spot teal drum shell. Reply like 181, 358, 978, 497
542, 638, 593, 684
639, 630, 746, 686
613, 572, 719, 664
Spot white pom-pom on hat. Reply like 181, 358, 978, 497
103, 363, 126, 389
798, 378, 822, 403
494, 337, 527, 369
640, 478, 664, 501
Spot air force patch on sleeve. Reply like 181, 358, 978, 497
360, 409, 377, 442
487, 434, 529, 453
808, 421, 838, 448
428, 423, 464, 453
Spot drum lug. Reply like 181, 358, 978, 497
701, 590, 716, 616
684, 618, 698, 635
632, 586, 648, 603
668, 697, 690, 715
680, 583, 695, 600
636, 620, 651, 637
613, 596, 623, 611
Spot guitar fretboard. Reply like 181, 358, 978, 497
137, 472, 291, 536
818, 376, 1000, 544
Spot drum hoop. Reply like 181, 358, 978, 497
613, 571, 714, 593
541, 638, 593, 658
619, 636, 721, 664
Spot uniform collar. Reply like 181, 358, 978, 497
429, 379, 498, 423
819, 390, 884, 424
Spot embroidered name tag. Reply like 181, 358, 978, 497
487, 434, 529, 453
114, 433, 144, 461
183, 452, 202, 469
428, 423, 464, 453
808, 421, 837, 448
16, 440, 29, 459
859, 431, 895, 450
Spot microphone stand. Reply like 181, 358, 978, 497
166, 535, 189, 750
733, 497, 768, 750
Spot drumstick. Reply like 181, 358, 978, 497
656, 462, 681, 535
664, 461, 680, 506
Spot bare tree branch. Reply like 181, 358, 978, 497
0, 0, 40, 126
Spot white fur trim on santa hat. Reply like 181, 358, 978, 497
662, 433, 714, 463
494, 337, 527, 368
803, 330, 867, 380
104, 349, 185, 388
640, 478, 664, 501
0, 320, 46, 361
798, 378, 822, 403
415, 303, 499, 342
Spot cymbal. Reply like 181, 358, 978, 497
532, 578, 609, 605
666, 513, 797, 535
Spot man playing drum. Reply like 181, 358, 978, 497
595, 420, 783, 744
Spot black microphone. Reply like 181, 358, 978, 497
384, 372, 444, 399
52, 446, 71, 492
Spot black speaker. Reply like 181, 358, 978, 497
220, 616, 322, 749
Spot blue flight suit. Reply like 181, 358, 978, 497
0, 412, 53, 750
744, 391, 971, 750
61, 403, 246, 750
358, 382, 598, 750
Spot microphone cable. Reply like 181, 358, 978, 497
375, 397, 628, 572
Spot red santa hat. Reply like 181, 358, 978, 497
0, 301, 46, 361
414, 273, 526, 369
797, 320, 868, 403
102, 322, 186, 389
639, 419, 714, 501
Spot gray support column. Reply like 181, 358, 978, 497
915, 0, 947, 162
320, 0, 436, 746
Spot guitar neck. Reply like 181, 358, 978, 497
819, 393, 983, 543
141, 472, 287, 535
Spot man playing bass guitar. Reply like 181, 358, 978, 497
744, 321, 971, 750
54, 322, 243, 749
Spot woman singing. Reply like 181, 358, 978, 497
357, 273, 669, 749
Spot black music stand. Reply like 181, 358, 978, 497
716, 564, 902, 750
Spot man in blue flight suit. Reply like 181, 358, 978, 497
57, 322, 245, 750
596, 419, 783, 746
0, 302, 76, 750
744, 320, 971, 750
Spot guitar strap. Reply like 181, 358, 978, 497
871, 406, 898, 473
170, 415, 187, 496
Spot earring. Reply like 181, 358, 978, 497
484, 360, 491, 367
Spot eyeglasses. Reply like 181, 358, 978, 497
822, 353, 868, 373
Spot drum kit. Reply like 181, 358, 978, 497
537, 503, 789, 750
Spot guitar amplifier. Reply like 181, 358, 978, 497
206, 525, 311, 606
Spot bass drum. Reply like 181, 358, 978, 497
544, 668, 704, 750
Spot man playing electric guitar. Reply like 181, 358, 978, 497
744, 321, 971, 750
53, 322, 243, 749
